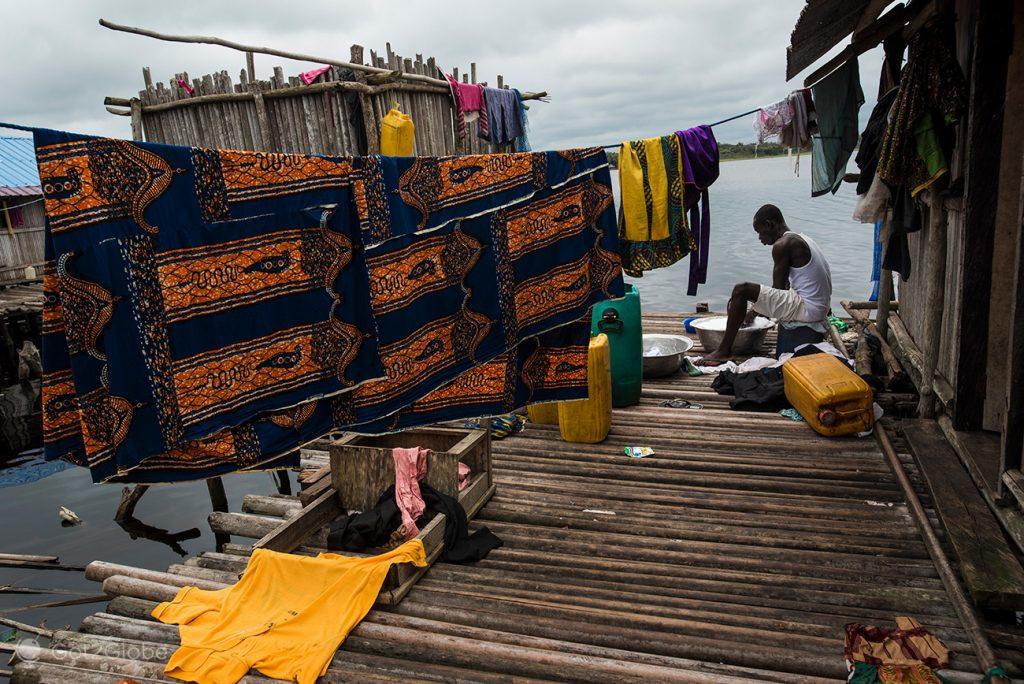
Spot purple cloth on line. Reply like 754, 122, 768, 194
676, 125, 720, 296
479, 87, 523, 146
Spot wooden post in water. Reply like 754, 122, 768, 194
876, 267, 894, 339
917, 187, 947, 418
207, 477, 230, 551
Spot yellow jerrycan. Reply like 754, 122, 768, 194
558, 334, 612, 443
782, 353, 874, 436
526, 402, 560, 425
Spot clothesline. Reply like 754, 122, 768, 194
599, 106, 773, 149
2, 100, 774, 156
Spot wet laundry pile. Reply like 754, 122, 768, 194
32, 127, 623, 483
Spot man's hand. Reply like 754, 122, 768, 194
743, 310, 757, 327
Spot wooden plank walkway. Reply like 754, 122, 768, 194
902, 420, 1024, 611
10, 312, 1024, 682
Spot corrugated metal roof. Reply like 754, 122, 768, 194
0, 136, 41, 190
787, 0, 874, 80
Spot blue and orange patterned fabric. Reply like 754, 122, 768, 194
35, 128, 622, 483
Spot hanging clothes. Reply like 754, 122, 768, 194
34, 127, 622, 484
446, 75, 488, 140
380, 108, 415, 156
479, 87, 524, 146
392, 446, 428, 540
513, 89, 531, 152
153, 540, 426, 684
877, 19, 966, 279
754, 98, 794, 144
869, 219, 883, 301
853, 88, 899, 223
299, 66, 332, 85
877, 20, 965, 197
677, 125, 720, 295
779, 90, 812, 150
617, 134, 694, 277
810, 58, 865, 197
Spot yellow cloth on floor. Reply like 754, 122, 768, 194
618, 137, 672, 241
380, 108, 415, 156
152, 539, 426, 684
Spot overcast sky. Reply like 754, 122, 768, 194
0, 0, 884, 148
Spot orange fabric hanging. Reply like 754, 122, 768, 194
153, 539, 426, 684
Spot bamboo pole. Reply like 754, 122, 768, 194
875, 425, 1006, 681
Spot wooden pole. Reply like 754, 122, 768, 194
206, 477, 230, 550
876, 268, 894, 339
918, 188, 947, 418
245, 51, 256, 82
875, 425, 1006, 682
129, 98, 143, 141
113, 485, 149, 522
1, 199, 13, 239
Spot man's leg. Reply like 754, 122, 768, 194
704, 282, 760, 360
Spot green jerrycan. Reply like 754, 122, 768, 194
591, 284, 642, 407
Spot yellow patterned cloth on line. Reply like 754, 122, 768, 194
616, 134, 694, 277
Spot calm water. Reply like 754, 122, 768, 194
0, 154, 870, 631
615, 155, 874, 315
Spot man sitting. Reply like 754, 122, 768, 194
703, 204, 832, 361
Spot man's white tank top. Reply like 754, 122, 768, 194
789, 233, 832, 321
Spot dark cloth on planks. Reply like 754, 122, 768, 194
34, 126, 623, 483
711, 366, 788, 412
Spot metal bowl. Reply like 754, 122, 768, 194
689, 316, 775, 356
642, 334, 694, 378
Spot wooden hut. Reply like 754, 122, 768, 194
787, 0, 1024, 553
0, 137, 45, 281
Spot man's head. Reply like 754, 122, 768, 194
752, 204, 788, 245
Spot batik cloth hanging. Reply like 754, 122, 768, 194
35, 129, 622, 483
616, 134, 695, 278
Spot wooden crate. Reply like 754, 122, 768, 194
254, 427, 494, 604
329, 427, 493, 517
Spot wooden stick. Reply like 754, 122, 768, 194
0, 616, 53, 638
842, 300, 899, 311
0, 559, 84, 572
0, 594, 109, 615
0, 553, 58, 564
875, 425, 1006, 682
876, 269, 894, 339
98, 18, 547, 101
